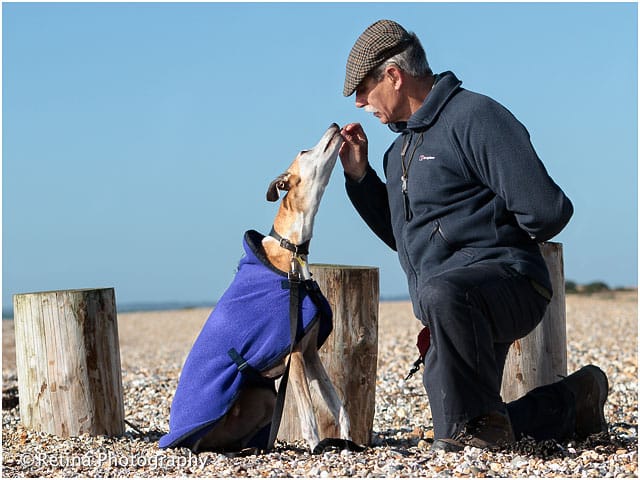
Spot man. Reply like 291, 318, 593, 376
339, 19, 609, 452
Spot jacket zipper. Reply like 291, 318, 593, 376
400, 132, 424, 222
399, 132, 425, 297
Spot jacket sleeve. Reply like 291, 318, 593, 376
345, 164, 397, 250
457, 99, 574, 242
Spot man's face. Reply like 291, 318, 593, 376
354, 70, 404, 124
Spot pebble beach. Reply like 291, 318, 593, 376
2, 290, 637, 477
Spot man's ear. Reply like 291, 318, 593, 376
385, 65, 403, 90
266, 173, 291, 202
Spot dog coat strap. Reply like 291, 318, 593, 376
228, 348, 250, 372
267, 276, 302, 449
228, 348, 274, 389
303, 279, 323, 305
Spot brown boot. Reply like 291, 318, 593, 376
559, 365, 609, 439
431, 410, 515, 452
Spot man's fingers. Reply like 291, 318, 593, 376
341, 123, 366, 145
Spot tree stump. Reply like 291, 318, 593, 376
277, 265, 379, 446
13, 288, 125, 437
500, 242, 567, 402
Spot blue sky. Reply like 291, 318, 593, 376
3, 2, 638, 311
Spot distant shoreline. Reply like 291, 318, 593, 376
3, 289, 636, 320
1, 301, 216, 321
1, 295, 415, 320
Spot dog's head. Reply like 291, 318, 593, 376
266, 124, 343, 211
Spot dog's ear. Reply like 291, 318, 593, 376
266, 173, 291, 202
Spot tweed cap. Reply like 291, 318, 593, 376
343, 19, 413, 97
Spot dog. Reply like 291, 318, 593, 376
159, 124, 352, 454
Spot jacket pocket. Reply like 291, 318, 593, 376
434, 219, 475, 261
432, 220, 458, 251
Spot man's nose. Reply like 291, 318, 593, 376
355, 93, 367, 109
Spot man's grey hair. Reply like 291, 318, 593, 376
370, 32, 432, 81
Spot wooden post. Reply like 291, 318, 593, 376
278, 265, 379, 446
13, 288, 125, 437
500, 242, 567, 402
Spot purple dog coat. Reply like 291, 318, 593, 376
159, 230, 332, 449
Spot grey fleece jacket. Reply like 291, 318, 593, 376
346, 71, 573, 313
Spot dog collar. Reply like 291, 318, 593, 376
268, 226, 310, 256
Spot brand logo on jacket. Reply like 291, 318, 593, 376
418, 155, 436, 161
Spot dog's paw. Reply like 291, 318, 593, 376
312, 438, 366, 455
220, 447, 263, 458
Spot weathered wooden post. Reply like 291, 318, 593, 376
500, 242, 567, 402
278, 265, 379, 446
13, 288, 125, 437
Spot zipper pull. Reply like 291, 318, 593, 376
402, 183, 412, 221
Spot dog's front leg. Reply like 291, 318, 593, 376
288, 351, 321, 451
304, 348, 351, 441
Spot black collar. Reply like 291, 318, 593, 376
268, 226, 310, 256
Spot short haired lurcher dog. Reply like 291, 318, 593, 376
159, 124, 354, 454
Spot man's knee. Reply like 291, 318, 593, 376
419, 274, 470, 322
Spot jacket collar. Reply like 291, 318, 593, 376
389, 70, 463, 133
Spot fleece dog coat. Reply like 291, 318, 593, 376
159, 230, 332, 449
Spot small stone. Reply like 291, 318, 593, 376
469, 466, 484, 476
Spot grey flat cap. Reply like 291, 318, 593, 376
343, 19, 413, 97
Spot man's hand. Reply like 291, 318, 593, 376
339, 123, 369, 181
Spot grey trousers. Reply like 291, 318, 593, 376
418, 263, 575, 440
